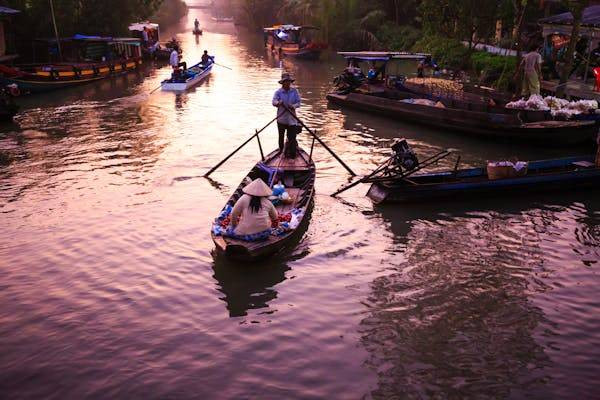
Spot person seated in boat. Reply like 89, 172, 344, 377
201, 50, 213, 66
272, 72, 301, 158
417, 55, 438, 78
170, 46, 186, 72
230, 178, 279, 238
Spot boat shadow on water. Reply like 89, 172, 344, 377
210, 231, 311, 318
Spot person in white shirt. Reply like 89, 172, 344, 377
142, 27, 149, 47
520, 46, 543, 96
169, 46, 186, 71
272, 72, 301, 158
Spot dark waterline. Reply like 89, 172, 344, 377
1, 9, 600, 400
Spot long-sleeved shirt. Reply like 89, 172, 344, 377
170, 50, 179, 67
272, 87, 301, 126
231, 194, 278, 235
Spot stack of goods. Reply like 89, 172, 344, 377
487, 160, 529, 180
404, 77, 465, 100
269, 182, 294, 205
505, 95, 599, 120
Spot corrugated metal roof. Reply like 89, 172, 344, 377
539, 5, 600, 27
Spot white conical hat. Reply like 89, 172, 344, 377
242, 178, 272, 197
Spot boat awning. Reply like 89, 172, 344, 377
338, 51, 430, 61
128, 22, 159, 32
0, 6, 20, 16
540, 5, 600, 38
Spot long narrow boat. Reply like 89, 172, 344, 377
0, 36, 142, 94
161, 59, 213, 91
367, 155, 600, 204
327, 92, 597, 145
211, 148, 316, 261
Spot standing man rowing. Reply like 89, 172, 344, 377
272, 72, 301, 158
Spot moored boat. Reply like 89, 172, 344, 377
211, 16, 233, 22
128, 22, 176, 61
366, 154, 600, 204
327, 91, 597, 145
0, 36, 142, 94
161, 58, 213, 91
211, 148, 316, 261
263, 25, 327, 60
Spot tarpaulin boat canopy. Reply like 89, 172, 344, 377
0, 6, 20, 15
338, 51, 430, 61
128, 22, 160, 32
540, 5, 600, 38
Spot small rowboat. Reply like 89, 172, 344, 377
161, 59, 213, 91
367, 155, 600, 204
193, 28, 203, 35
211, 148, 316, 261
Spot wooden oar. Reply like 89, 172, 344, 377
281, 105, 356, 176
213, 62, 232, 70
149, 83, 163, 94
204, 112, 284, 177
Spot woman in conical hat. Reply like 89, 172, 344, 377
230, 178, 278, 236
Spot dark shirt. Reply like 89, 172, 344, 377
201, 54, 210, 64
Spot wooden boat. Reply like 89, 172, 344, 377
211, 148, 316, 261
211, 16, 233, 22
327, 92, 597, 145
263, 25, 326, 60
161, 59, 213, 91
128, 22, 176, 61
0, 36, 142, 94
367, 155, 600, 204
193, 28, 203, 35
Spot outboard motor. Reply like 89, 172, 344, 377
391, 138, 419, 171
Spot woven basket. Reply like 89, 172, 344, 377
487, 162, 528, 180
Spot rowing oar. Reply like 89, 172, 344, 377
331, 156, 394, 197
149, 83, 163, 94
213, 62, 232, 70
204, 112, 284, 177
281, 105, 356, 176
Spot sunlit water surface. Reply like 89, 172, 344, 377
1, 9, 600, 400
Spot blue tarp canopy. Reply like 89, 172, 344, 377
0, 6, 20, 15
539, 5, 600, 27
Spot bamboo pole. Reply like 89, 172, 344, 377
49, 0, 63, 61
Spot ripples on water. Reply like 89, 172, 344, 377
1, 9, 600, 400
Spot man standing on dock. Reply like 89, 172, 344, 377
272, 72, 301, 158
520, 46, 543, 97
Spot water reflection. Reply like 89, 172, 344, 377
361, 193, 600, 398
212, 257, 290, 318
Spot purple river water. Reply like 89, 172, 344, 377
1, 8, 600, 400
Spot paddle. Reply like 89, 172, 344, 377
149, 84, 163, 94
281, 105, 356, 176
213, 62, 232, 70
204, 111, 285, 177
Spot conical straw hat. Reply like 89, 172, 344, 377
242, 178, 272, 197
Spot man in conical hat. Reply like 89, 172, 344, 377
272, 72, 301, 158
230, 178, 278, 237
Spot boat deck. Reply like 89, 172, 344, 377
265, 151, 311, 171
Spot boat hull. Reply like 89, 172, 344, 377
211, 148, 316, 261
327, 92, 597, 145
0, 59, 142, 94
161, 62, 213, 91
367, 156, 600, 204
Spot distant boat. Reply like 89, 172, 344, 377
211, 16, 233, 22
263, 25, 327, 60
161, 58, 213, 91
128, 21, 175, 61
193, 28, 203, 35
0, 36, 142, 94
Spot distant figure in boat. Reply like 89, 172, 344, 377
170, 46, 186, 71
194, 18, 200, 31
417, 55, 439, 78
272, 72, 301, 158
201, 50, 212, 66
231, 178, 279, 237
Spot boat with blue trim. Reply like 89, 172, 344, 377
161, 57, 213, 91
